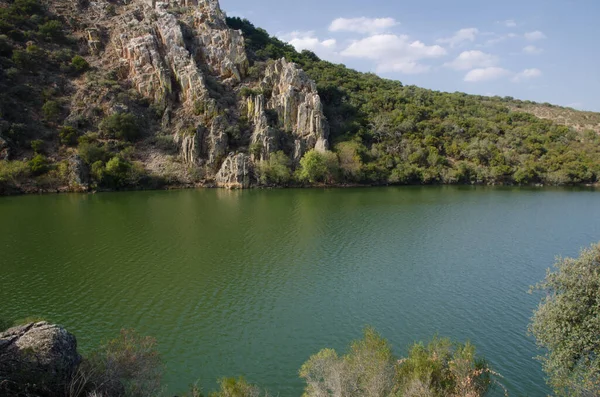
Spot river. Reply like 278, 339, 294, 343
1, 186, 599, 396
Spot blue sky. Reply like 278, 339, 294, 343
220, 0, 600, 112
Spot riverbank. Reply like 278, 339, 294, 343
1, 179, 598, 197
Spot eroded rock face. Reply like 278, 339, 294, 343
68, 155, 90, 189
259, 58, 329, 162
216, 152, 253, 188
111, 0, 247, 167
65, 0, 328, 188
247, 94, 279, 161
0, 322, 81, 396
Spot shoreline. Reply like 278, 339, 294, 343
1, 181, 598, 197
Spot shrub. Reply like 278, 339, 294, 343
210, 377, 261, 397
30, 139, 44, 153
297, 149, 339, 184
336, 141, 363, 181
70, 330, 163, 397
38, 20, 64, 41
99, 113, 140, 141
71, 55, 90, 73
28, 153, 49, 175
78, 142, 107, 165
530, 243, 600, 396
153, 134, 179, 155
249, 142, 263, 159
42, 100, 62, 121
0, 160, 30, 183
103, 156, 132, 187
396, 338, 492, 396
0, 34, 13, 57
59, 126, 79, 146
300, 328, 495, 397
300, 327, 396, 397
256, 151, 291, 185
90, 160, 105, 183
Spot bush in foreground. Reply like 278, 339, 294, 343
69, 330, 163, 397
530, 243, 600, 397
300, 327, 496, 397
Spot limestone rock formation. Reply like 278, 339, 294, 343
247, 94, 279, 161
216, 153, 254, 188
68, 155, 90, 189
53, 0, 329, 188
0, 322, 81, 396
111, 0, 246, 167
254, 59, 329, 162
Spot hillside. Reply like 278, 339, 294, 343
0, 0, 599, 195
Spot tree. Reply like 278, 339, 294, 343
299, 328, 494, 397
530, 243, 600, 397
297, 149, 339, 184
299, 327, 395, 397
256, 151, 291, 185
99, 113, 140, 142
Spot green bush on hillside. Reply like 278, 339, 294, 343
99, 113, 141, 141
38, 20, 63, 41
59, 126, 79, 146
71, 55, 90, 73
256, 151, 291, 185
297, 149, 339, 184
28, 153, 49, 175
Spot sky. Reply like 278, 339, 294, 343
219, 0, 600, 112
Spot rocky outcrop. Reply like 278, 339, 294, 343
63, 0, 328, 188
68, 155, 90, 189
247, 94, 279, 161
111, 0, 247, 168
0, 322, 81, 396
216, 153, 254, 188
254, 59, 329, 162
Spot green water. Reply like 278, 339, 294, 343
1, 187, 599, 396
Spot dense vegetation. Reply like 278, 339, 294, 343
0, 0, 167, 194
530, 243, 600, 397
229, 17, 600, 186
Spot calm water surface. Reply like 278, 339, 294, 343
1, 187, 600, 396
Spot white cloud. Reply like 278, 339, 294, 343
329, 17, 398, 34
279, 31, 338, 59
341, 34, 447, 74
464, 67, 510, 82
523, 45, 543, 54
444, 50, 498, 70
480, 32, 518, 47
525, 31, 547, 41
512, 68, 542, 82
437, 28, 479, 47
504, 20, 517, 28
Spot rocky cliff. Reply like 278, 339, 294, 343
46, 0, 329, 189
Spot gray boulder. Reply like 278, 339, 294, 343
0, 322, 81, 396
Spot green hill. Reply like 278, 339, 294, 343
0, 0, 598, 195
